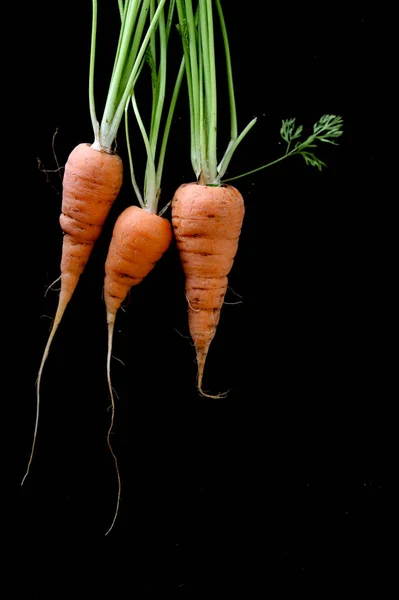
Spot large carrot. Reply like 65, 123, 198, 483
21, 143, 124, 488
173, 0, 343, 397
22, 0, 168, 491
171, 0, 256, 397
172, 182, 244, 397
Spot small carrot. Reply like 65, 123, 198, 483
171, 182, 244, 398
103, 205, 172, 533
101, 0, 181, 534
104, 205, 173, 329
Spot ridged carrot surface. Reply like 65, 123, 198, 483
172, 182, 245, 397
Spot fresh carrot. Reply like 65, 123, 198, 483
101, 0, 181, 534
173, 0, 343, 397
172, 182, 244, 397
104, 206, 172, 535
171, 0, 256, 397
105, 206, 173, 330
22, 0, 168, 494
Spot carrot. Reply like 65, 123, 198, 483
174, 1, 343, 396
105, 205, 173, 328
171, 182, 244, 398
103, 206, 172, 533
21, 143, 123, 485
172, 0, 256, 397
101, 0, 181, 534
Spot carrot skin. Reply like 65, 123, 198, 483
59, 143, 123, 305
104, 205, 173, 323
171, 182, 245, 397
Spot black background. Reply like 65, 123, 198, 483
9, 2, 394, 597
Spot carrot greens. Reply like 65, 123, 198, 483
124, 0, 185, 214
175, 0, 257, 185
223, 114, 344, 183
89, 0, 169, 153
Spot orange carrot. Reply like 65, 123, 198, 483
102, 204, 172, 533
171, 182, 245, 398
22, 143, 123, 485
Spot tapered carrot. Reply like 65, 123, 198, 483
21, 143, 123, 485
102, 204, 172, 533
99, 1, 184, 534
171, 182, 244, 397
173, 1, 343, 397
171, 0, 256, 397
104, 205, 173, 327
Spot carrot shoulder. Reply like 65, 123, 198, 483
171, 182, 245, 398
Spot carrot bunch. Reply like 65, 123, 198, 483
24, 0, 343, 534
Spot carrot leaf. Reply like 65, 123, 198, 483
222, 114, 344, 183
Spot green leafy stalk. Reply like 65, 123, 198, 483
98, 0, 146, 146
89, 0, 168, 153
124, 100, 145, 208
125, 0, 184, 214
215, 0, 236, 140
199, 0, 217, 183
176, 3, 198, 175
176, 0, 256, 185
156, 56, 185, 190
223, 114, 344, 182
117, 0, 125, 20
89, 0, 99, 140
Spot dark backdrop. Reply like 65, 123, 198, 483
9, 2, 392, 596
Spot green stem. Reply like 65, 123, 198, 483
185, 0, 201, 176
99, 0, 145, 149
104, 0, 167, 151
215, 0, 237, 140
131, 94, 157, 211
165, 0, 176, 45
116, 1, 151, 108
217, 116, 257, 181
221, 148, 300, 183
204, 0, 217, 182
125, 99, 145, 208
149, 6, 166, 160
156, 56, 185, 191
198, 24, 207, 182
89, 0, 99, 144
149, 0, 157, 73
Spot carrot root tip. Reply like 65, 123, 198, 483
197, 385, 229, 400
105, 318, 121, 536
196, 347, 228, 400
